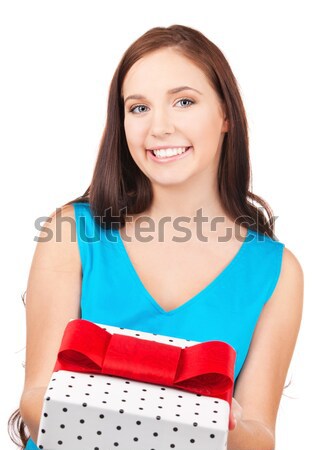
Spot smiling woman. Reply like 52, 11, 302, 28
9, 24, 303, 450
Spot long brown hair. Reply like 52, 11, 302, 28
9, 24, 278, 448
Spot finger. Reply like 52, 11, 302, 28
228, 412, 237, 431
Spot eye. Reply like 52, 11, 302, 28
175, 98, 195, 108
128, 98, 195, 114
129, 104, 149, 114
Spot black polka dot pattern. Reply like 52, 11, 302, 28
37, 323, 230, 449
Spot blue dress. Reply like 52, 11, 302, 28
26, 202, 285, 449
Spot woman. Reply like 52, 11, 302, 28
10, 24, 303, 450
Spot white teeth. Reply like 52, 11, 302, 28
152, 147, 190, 158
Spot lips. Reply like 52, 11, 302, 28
146, 146, 191, 152
147, 146, 193, 163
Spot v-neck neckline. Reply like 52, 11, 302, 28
115, 227, 252, 316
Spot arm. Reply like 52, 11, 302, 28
227, 247, 304, 450
19, 204, 82, 443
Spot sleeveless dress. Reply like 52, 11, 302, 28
25, 201, 285, 449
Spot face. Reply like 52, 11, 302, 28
122, 47, 229, 188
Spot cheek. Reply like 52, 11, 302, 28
124, 118, 148, 148
192, 110, 224, 144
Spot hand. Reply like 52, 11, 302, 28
228, 397, 243, 431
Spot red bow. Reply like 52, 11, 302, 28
54, 319, 236, 406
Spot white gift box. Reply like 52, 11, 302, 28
37, 322, 232, 450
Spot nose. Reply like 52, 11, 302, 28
150, 109, 175, 137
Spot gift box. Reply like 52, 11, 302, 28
37, 320, 236, 450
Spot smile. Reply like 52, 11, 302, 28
151, 146, 189, 158
147, 146, 193, 163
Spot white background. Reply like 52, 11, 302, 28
1, 0, 313, 448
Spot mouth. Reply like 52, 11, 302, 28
146, 146, 193, 163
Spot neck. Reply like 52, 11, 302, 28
129, 177, 236, 241
148, 176, 229, 223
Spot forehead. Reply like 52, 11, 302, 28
122, 48, 210, 95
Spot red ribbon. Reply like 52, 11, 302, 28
54, 319, 236, 406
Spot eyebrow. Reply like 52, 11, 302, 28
123, 86, 203, 104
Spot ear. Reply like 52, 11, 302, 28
220, 102, 229, 132
222, 117, 229, 133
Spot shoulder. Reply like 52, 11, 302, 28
48, 202, 91, 224
34, 203, 81, 272
48, 202, 90, 221
281, 246, 304, 280
246, 229, 285, 262
41, 203, 76, 231
271, 245, 304, 322
265, 245, 304, 330
267, 245, 304, 313
248, 228, 284, 248
40, 202, 90, 239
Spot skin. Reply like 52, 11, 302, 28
19, 47, 303, 450
122, 47, 230, 229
